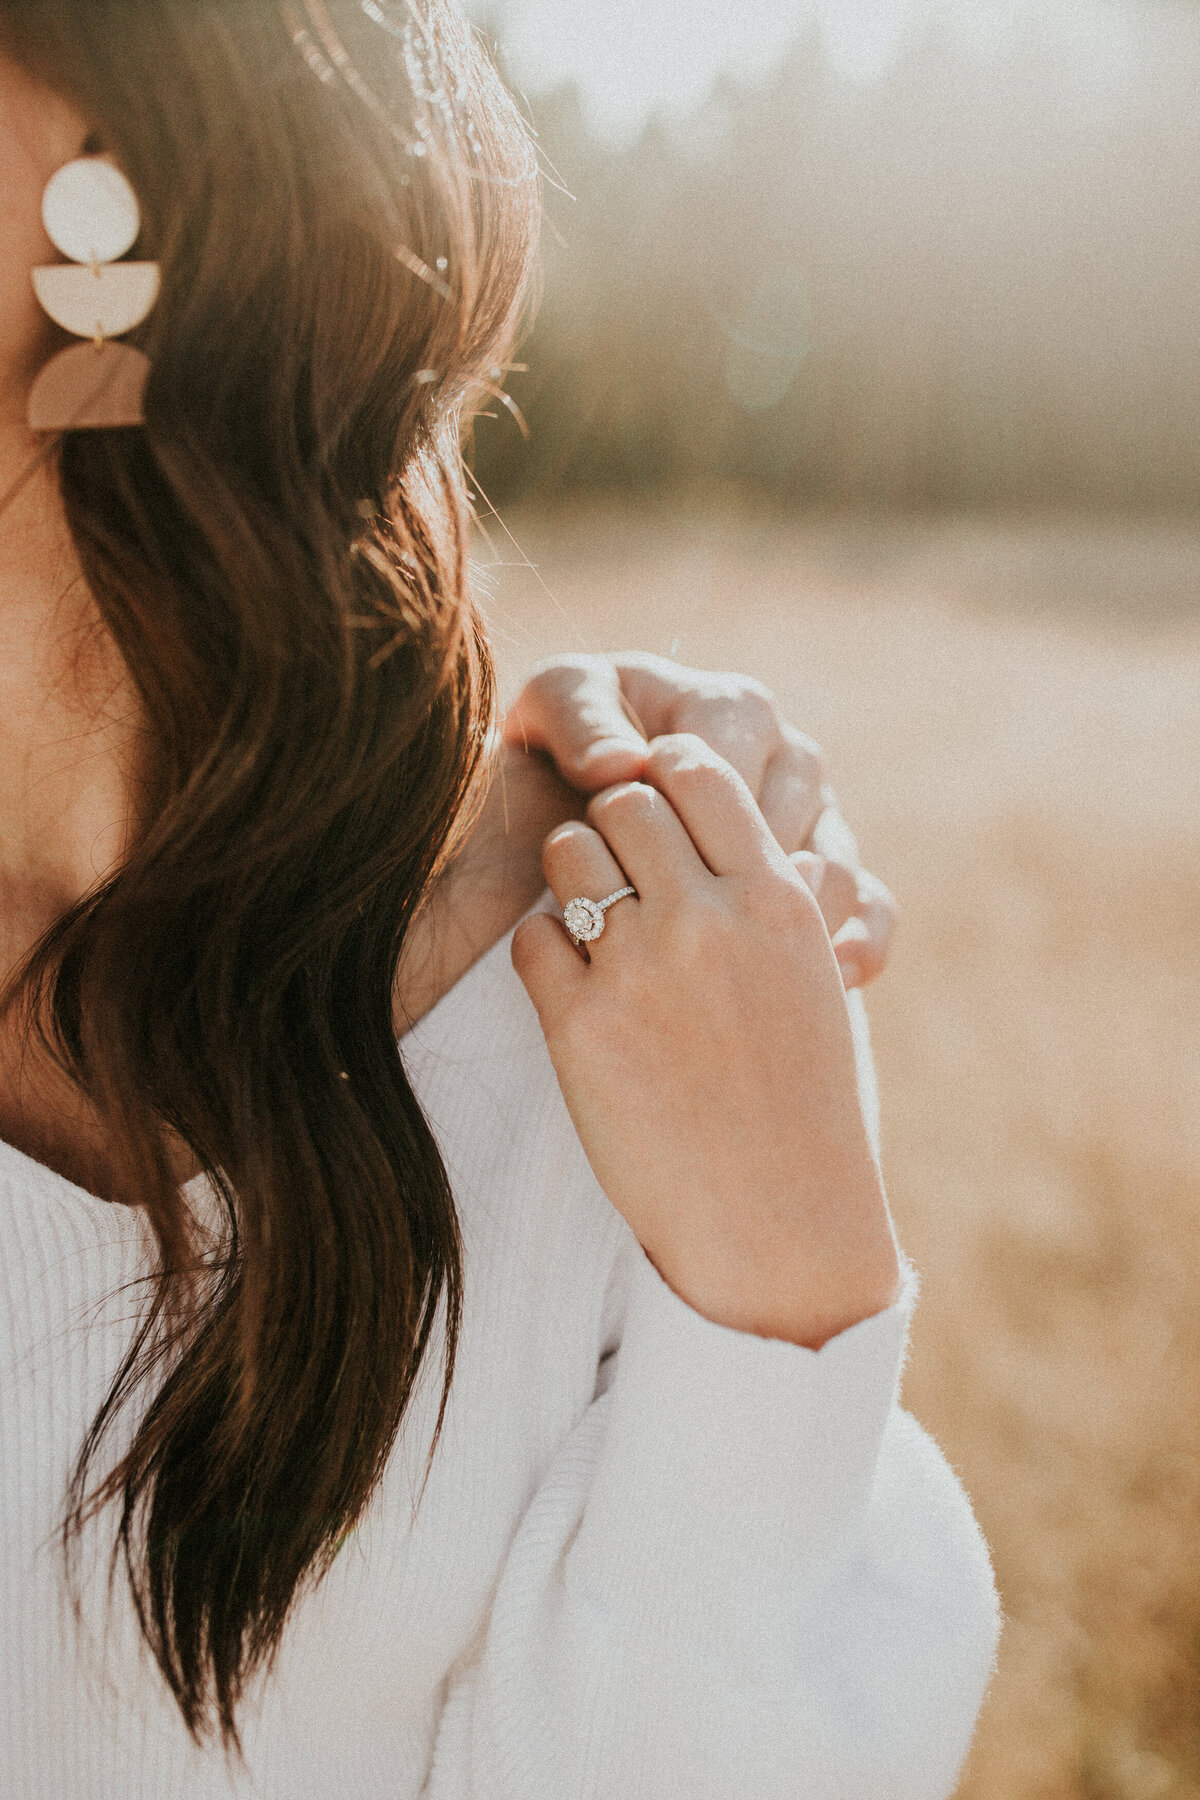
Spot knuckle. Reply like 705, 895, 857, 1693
685, 683, 780, 747
518, 654, 604, 717
732, 677, 778, 723
722, 678, 781, 743
586, 780, 658, 829
519, 666, 559, 702
541, 820, 593, 870
648, 732, 726, 780
650, 728, 708, 758
526, 652, 598, 689
704, 671, 775, 709
781, 727, 824, 788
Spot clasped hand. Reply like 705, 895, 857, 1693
503, 652, 897, 992
510, 713, 901, 1351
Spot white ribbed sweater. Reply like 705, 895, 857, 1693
0, 907, 999, 1799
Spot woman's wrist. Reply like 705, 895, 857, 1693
648, 1195, 902, 1349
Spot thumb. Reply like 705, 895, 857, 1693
502, 657, 648, 792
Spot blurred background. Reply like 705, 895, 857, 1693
464, 2, 1200, 1795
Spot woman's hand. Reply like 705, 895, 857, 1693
511, 734, 901, 1350
502, 652, 897, 991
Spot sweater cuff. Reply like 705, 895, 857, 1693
565, 1245, 917, 1656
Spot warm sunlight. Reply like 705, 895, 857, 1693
469, 0, 1142, 139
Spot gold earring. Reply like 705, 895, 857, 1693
27, 157, 161, 432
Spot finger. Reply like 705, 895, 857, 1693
609, 651, 709, 735
664, 690, 781, 793
584, 777, 703, 898
788, 849, 856, 939
809, 798, 860, 868
832, 869, 898, 989
808, 798, 868, 933
641, 733, 780, 877
501, 656, 648, 792
809, 852, 859, 937
757, 726, 826, 853
511, 911, 587, 1025
790, 850, 826, 909
541, 820, 641, 954
616, 657, 786, 795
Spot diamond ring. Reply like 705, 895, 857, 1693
562, 886, 637, 946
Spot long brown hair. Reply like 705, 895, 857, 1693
0, 0, 538, 1746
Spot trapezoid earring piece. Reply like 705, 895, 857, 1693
27, 156, 161, 432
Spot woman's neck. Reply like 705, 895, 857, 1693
0, 440, 151, 1197
0, 445, 145, 990
0, 429, 581, 1193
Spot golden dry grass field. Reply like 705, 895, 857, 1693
483, 504, 1200, 1800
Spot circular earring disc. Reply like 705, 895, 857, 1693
42, 158, 141, 265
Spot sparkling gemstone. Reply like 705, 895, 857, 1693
563, 897, 605, 942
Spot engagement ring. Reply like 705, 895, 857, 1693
563, 886, 637, 946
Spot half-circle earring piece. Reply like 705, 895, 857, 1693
32, 263, 161, 339
27, 156, 160, 432
27, 340, 153, 432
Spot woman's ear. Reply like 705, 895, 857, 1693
0, 52, 91, 391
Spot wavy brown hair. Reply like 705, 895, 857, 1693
0, 0, 538, 1746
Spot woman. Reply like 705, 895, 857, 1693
0, 3, 999, 1796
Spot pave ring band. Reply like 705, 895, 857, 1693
563, 886, 637, 946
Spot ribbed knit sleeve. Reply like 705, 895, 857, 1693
0, 939, 998, 1799
422, 1244, 999, 1800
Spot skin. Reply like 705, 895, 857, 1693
513, 741, 899, 1347
0, 55, 900, 1343
398, 656, 898, 1024
0, 57, 153, 1196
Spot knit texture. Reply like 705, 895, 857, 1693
0, 906, 999, 1798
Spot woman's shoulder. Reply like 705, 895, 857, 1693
0, 1137, 150, 1289
0, 1138, 157, 1471
400, 887, 600, 1208
400, 882, 633, 1364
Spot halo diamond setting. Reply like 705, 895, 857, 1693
562, 886, 637, 947
563, 896, 606, 943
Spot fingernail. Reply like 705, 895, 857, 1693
840, 959, 862, 989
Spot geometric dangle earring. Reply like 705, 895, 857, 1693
27, 157, 161, 431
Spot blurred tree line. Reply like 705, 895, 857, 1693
472, 8, 1200, 511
